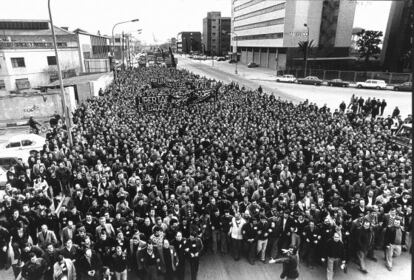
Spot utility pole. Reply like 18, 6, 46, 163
48, 0, 72, 146
304, 23, 310, 77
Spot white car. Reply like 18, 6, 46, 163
356, 79, 387, 89
0, 134, 45, 164
276, 75, 297, 83
0, 166, 7, 187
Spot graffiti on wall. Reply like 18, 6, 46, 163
23, 105, 40, 113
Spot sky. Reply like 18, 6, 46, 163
0, 0, 391, 44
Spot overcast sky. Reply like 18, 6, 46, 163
0, 0, 391, 44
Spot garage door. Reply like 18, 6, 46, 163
241, 50, 247, 64
253, 51, 260, 64
260, 50, 267, 67
268, 53, 276, 69
247, 50, 253, 64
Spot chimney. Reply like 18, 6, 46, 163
61, 27, 69, 31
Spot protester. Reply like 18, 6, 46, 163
272, 246, 299, 280
0, 67, 411, 280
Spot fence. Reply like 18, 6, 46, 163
84, 59, 110, 73
279, 69, 412, 84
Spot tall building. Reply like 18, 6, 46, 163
381, 0, 413, 72
177, 32, 202, 54
0, 19, 80, 93
203, 12, 231, 56
231, 0, 357, 70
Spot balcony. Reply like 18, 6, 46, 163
0, 41, 78, 49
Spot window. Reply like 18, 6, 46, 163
0, 80, 5, 90
6, 142, 21, 148
21, 140, 33, 146
47, 56, 56, 65
234, 33, 284, 41
11, 57, 25, 68
15, 78, 30, 90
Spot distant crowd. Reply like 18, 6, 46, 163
0, 67, 412, 280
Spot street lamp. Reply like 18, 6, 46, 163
304, 23, 310, 77
48, 0, 72, 146
231, 31, 238, 74
111, 19, 139, 80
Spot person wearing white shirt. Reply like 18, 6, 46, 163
229, 212, 246, 261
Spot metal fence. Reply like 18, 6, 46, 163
84, 59, 110, 73
279, 69, 412, 84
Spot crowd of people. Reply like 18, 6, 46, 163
0, 66, 412, 280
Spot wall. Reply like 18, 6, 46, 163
90, 73, 113, 97
0, 87, 75, 121
78, 33, 91, 72
0, 48, 80, 92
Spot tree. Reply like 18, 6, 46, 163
298, 40, 314, 60
356, 29, 383, 63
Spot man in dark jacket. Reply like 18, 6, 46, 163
185, 230, 203, 280
156, 239, 179, 280
171, 231, 187, 280
78, 248, 101, 280
241, 216, 258, 265
355, 220, 373, 274
272, 246, 299, 280
322, 232, 346, 280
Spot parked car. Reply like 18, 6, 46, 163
0, 134, 45, 164
216, 57, 226, 61
296, 76, 323, 85
356, 79, 387, 89
0, 157, 19, 170
393, 81, 412, 91
391, 123, 412, 148
327, 79, 350, 87
247, 62, 259, 68
229, 59, 237, 64
276, 75, 296, 83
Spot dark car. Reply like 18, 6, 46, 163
229, 59, 237, 64
296, 76, 323, 85
393, 81, 412, 91
216, 57, 226, 61
327, 79, 349, 87
247, 62, 259, 68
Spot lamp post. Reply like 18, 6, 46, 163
231, 31, 238, 74
304, 23, 310, 77
111, 19, 139, 80
48, 0, 72, 146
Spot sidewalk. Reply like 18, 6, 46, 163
197, 58, 278, 82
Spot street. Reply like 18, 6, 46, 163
178, 56, 412, 117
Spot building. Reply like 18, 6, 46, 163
381, 0, 412, 72
177, 32, 202, 54
73, 28, 111, 73
231, 0, 357, 70
0, 19, 81, 93
203, 12, 231, 56
350, 27, 363, 55
111, 33, 134, 67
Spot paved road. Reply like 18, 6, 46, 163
178, 56, 412, 117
